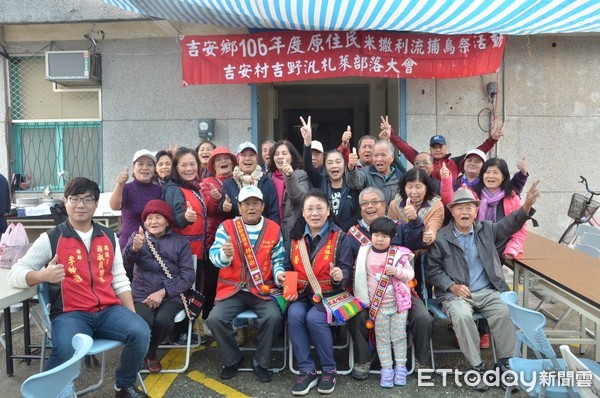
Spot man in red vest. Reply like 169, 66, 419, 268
207, 185, 286, 382
8, 177, 150, 398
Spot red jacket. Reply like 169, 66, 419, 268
200, 175, 231, 249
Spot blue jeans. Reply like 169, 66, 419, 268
287, 300, 335, 373
48, 305, 150, 388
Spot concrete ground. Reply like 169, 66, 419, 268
1, 282, 595, 398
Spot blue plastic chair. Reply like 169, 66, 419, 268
21, 333, 93, 398
420, 255, 496, 370
559, 345, 600, 398
37, 283, 146, 395
499, 291, 600, 398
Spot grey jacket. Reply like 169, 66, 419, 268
346, 164, 403, 204
269, 169, 310, 250
426, 207, 530, 303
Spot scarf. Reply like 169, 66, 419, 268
232, 165, 263, 189
271, 170, 286, 223
478, 188, 505, 223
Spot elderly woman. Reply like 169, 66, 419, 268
125, 199, 195, 373
199, 146, 237, 336
268, 139, 311, 249
283, 190, 353, 395
109, 149, 162, 276
196, 140, 216, 181
155, 150, 173, 186
300, 117, 359, 231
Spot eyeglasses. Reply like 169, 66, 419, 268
360, 200, 384, 208
67, 196, 96, 205
414, 161, 432, 166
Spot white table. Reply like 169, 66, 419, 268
0, 269, 36, 376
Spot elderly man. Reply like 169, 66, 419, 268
426, 182, 540, 391
208, 185, 285, 383
260, 140, 275, 172
346, 187, 432, 379
346, 140, 403, 204
337, 127, 376, 169
220, 141, 279, 223
8, 177, 150, 398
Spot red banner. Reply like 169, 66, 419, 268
181, 31, 506, 85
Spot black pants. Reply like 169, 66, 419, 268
135, 301, 181, 359
199, 259, 220, 321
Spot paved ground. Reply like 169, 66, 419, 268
1, 279, 595, 398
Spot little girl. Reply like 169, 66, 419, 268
353, 216, 414, 387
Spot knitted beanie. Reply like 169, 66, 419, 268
141, 199, 174, 225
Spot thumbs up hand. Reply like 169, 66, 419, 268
440, 162, 450, 179
281, 157, 294, 177
404, 197, 417, 221
348, 147, 358, 171
209, 183, 222, 201
222, 235, 234, 258
184, 201, 197, 223
341, 126, 352, 148
117, 166, 129, 185
45, 255, 65, 283
222, 194, 232, 212
329, 262, 343, 282
132, 226, 145, 253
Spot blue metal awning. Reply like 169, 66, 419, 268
101, 0, 600, 35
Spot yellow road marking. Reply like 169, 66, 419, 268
144, 345, 207, 397
188, 370, 250, 398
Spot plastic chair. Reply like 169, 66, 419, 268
420, 255, 496, 370
578, 232, 600, 251
235, 309, 287, 373
140, 255, 201, 374
499, 291, 600, 398
559, 345, 600, 398
22, 333, 93, 398
573, 242, 600, 258
37, 283, 146, 396
575, 225, 600, 246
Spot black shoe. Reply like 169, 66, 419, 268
220, 355, 243, 379
114, 386, 149, 398
468, 362, 489, 392
317, 370, 337, 394
495, 361, 518, 392
253, 363, 272, 382
291, 371, 318, 396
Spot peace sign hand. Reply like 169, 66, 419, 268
299, 116, 312, 146
379, 115, 391, 140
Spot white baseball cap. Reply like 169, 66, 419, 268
311, 141, 324, 153
132, 149, 156, 164
238, 185, 263, 202
465, 149, 487, 163
236, 141, 258, 155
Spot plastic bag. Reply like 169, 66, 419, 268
0, 223, 30, 268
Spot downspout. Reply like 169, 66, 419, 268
251, 84, 258, 145
399, 78, 407, 168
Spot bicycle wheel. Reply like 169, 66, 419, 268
558, 221, 579, 245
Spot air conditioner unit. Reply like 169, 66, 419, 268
45, 50, 101, 86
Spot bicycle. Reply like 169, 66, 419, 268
558, 176, 600, 245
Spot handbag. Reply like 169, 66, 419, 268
144, 231, 204, 320
0, 223, 31, 269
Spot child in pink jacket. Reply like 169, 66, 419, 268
353, 217, 415, 388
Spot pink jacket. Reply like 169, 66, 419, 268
354, 244, 415, 312
497, 192, 528, 258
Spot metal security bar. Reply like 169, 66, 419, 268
13, 122, 103, 191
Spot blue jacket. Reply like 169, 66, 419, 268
219, 176, 280, 224
303, 144, 359, 231
124, 228, 195, 306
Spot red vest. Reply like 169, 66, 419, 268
173, 187, 206, 258
57, 233, 121, 313
290, 230, 342, 295
216, 218, 281, 301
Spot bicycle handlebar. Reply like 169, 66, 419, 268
579, 176, 600, 196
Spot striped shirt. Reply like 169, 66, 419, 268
209, 217, 285, 286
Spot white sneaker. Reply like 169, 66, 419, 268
203, 320, 213, 337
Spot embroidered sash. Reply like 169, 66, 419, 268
348, 225, 371, 245
233, 217, 269, 295
366, 245, 398, 329
296, 234, 365, 324
233, 217, 287, 313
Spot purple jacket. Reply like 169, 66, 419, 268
124, 228, 195, 306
